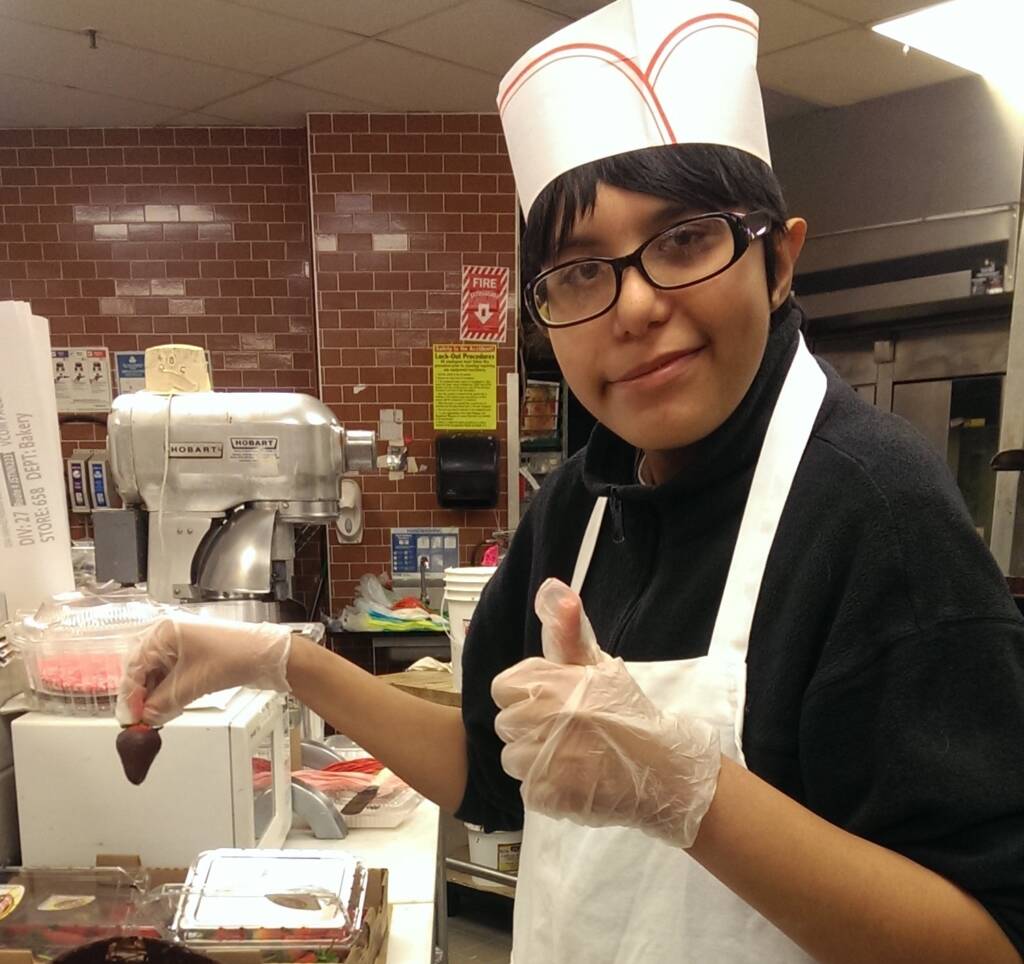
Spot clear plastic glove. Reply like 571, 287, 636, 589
492, 578, 721, 849
115, 613, 292, 727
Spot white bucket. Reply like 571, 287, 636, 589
466, 823, 522, 879
443, 566, 496, 693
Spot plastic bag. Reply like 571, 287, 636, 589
339, 574, 444, 633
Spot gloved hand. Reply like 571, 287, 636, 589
115, 614, 292, 727
492, 578, 721, 849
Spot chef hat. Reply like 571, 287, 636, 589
498, 0, 771, 217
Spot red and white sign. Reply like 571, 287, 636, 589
460, 265, 509, 343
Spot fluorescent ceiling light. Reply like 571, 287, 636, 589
873, 0, 1024, 102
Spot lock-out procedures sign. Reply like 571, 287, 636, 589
432, 344, 497, 430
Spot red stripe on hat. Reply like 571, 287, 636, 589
498, 11, 759, 113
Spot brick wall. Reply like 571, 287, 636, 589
307, 113, 518, 608
0, 126, 324, 611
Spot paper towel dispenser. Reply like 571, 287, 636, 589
436, 435, 499, 509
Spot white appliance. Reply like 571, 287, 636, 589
13, 688, 291, 867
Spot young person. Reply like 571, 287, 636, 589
117, 2, 1024, 961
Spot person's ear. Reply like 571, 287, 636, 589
769, 217, 807, 311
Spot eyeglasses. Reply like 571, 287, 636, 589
525, 210, 772, 329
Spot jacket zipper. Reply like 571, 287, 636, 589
605, 487, 657, 654
608, 486, 626, 544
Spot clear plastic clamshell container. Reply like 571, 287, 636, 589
170, 849, 368, 951
0, 865, 165, 958
9, 590, 166, 716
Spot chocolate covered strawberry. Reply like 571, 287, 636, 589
115, 724, 162, 785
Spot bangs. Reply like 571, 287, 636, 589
521, 144, 789, 281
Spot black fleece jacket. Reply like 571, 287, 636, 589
456, 304, 1024, 953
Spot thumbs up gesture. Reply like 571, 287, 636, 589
491, 579, 722, 849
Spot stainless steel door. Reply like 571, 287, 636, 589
813, 317, 1009, 544
891, 380, 953, 456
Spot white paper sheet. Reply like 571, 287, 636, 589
0, 303, 75, 614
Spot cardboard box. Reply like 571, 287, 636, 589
0, 857, 390, 964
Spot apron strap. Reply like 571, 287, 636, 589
571, 496, 608, 595
707, 335, 826, 662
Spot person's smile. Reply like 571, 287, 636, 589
609, 345, 707, 392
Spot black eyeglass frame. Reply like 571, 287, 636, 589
524, 209, 774, 330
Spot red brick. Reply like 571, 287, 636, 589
371, 194, 409, 213
353, 252, 390, 272
408, 195, 445, 213
195, 147, 231, 165
175, 128, 212, 146
371, 154, 407, 174
462, 134, 499, 153
212, 166, 247, 184
390, 252, 426, 271
177, 166, 213, 184
407, 114, 444, 133
245, 129, 281, 146
463, 213, 498, 232
407, 153, 445, 174
195, 185, 233, 203
444, 154, 480, 173
425, 173, 461, 193
0, 130, 32, 147
369, 115, 406, 133
210, 128, 247, 145
481, 233, 515, 252
34, 129, 70, 147
20, 186, 55, 204
37, 168, 72, 186
17, 147, 53, 166
392, 290, 428, 310
443, 115, 480, 133
2, 167, 36, 186
229, 147, 265, 165
255, 278, 290, 296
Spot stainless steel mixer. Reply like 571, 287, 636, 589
94, 391, 375, 622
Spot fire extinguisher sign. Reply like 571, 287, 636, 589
460, 265, 509, 343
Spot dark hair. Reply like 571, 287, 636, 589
522, 143, 790, 294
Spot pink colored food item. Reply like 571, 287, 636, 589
37, 653, 124, 694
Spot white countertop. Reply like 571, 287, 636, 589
285, 799, 440, 963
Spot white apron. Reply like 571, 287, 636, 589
511, 336, 827, 963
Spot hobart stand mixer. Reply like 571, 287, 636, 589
95, 391, 374, 623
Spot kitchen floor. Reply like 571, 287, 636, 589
446, 886, 513, 963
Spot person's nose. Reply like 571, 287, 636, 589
611, 265, 671, 339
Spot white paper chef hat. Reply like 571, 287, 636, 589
498, 0, 771, 216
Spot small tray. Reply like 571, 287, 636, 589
172, 849, 367, 948
344, 787, 422, 830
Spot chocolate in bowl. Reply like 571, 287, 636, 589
53, 937, 217, 964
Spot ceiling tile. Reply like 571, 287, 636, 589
796, 0, 940, 25
745, 0, 846, 54
382, 0, 569, 75
159, 110, 239, 125
203, 80, 382, 126
757, 27, 969, 106
761, 86, 821, 122
222, 0, 464, 36
522, 0, 607, 16
283, 40, 499, 111
0, 0, 361, 75
0, 17, 257, 110
0, 73, 171, 126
